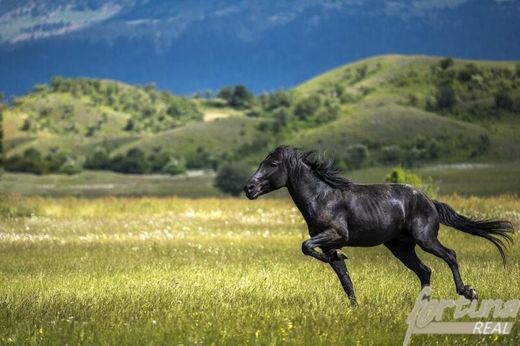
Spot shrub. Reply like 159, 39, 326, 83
342, 144, 369, 170
494, 89, 514, 111
46, 149, 68, 172
110, 148, 149, 174
294, 95, 321, 121
385, 166, 437, 197
5, 148, 47, 174
215, 162, 251, 196
230, 85, 254, 108
84, 148, 111, 170
381, 145, 403, 165
162, 156, 186, 175
185, 148, 217, 170
58, 157, 83, 175
439, 57, 454, 70
261, 91, 293, 111
435, 83, 457, 110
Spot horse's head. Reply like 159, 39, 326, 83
244, 146, 291, 199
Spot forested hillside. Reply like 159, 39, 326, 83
3, 55, 520, 175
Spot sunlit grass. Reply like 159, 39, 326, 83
0, 196, 519, 345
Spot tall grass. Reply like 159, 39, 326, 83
0, 196, 518, 345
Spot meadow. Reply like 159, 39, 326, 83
0, 195, 519, 345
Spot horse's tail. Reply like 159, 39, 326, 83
432, 200, 514, 264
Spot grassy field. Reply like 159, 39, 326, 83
2, 159, 520, 198
0, 195, 519, 345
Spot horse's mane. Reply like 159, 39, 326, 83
275, 146, 352, 189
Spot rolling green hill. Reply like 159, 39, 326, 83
2, 54, 520, 176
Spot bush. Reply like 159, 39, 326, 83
215, 162, 251, 196
162, 156, 186, 175
46, 149, 68, 172
110, 148, 149, 174
381, 145, 403, 165
294, 95, 321, 120
185, 148, 217, 170
439, 57, 454, 70
84, 148, 111, 170
385, 166, 437, 197
435, 83, 457, 110
229, 85, 254, 108
217, 85, 254, 108
342, 144, 369, 170
58, 157, 83, 175
261, 91, 293, 111
494, 89, 514, 111
5, 148, 47, 174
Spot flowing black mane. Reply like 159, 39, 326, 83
276, 146, 352, 189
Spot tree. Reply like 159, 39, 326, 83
294, 95, 321, 121
84, 148, 111, 170
381, 145, 403, 165
217, 86, 234, 102
230, 85, 254, 108
5, 148, 47, 174
162, 156, 186, 175
342, 144, 369, 170
439, 57, 454, 70
46, 149, 68, 172
215, 162, 251, 196
435, 83, 456, 110
59, 157, 83, 175
110, 148, 149, 174
494, 89, 513, 111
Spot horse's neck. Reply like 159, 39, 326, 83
286, 166, 329, 219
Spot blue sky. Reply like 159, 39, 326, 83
1, 0, 519, 96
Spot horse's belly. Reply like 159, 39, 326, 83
345, 215, 405, 246
346, 228, 400, 246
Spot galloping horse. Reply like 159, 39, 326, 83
244, 146, 514, 305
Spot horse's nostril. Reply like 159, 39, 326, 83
247, 184, 255, 191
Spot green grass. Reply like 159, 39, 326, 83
0, 171, 221, 197
120, 116, 263, 157
2, 159, 520, 198
0, 196, 519, 345
348, 161, 520, 196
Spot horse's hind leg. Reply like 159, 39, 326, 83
415, 228, 478, 300
384, 239, 431, 289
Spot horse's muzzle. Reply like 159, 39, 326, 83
244, 182, 260, 200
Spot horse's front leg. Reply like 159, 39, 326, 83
324, 248, 357, 306
301, 229, 343, 263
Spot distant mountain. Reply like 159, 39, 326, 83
3, 54, 520, 175
1, 0, 520, 97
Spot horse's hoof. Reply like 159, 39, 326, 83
462, 285, 478, 300
350, 298, 358, 307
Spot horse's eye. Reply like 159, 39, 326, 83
270, 162, 278, 168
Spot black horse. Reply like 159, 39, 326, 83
244, 146, 514, 305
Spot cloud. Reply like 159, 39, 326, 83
384, 0, 470, 18
0, 2, 124, 44
0, 0, 502, 47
